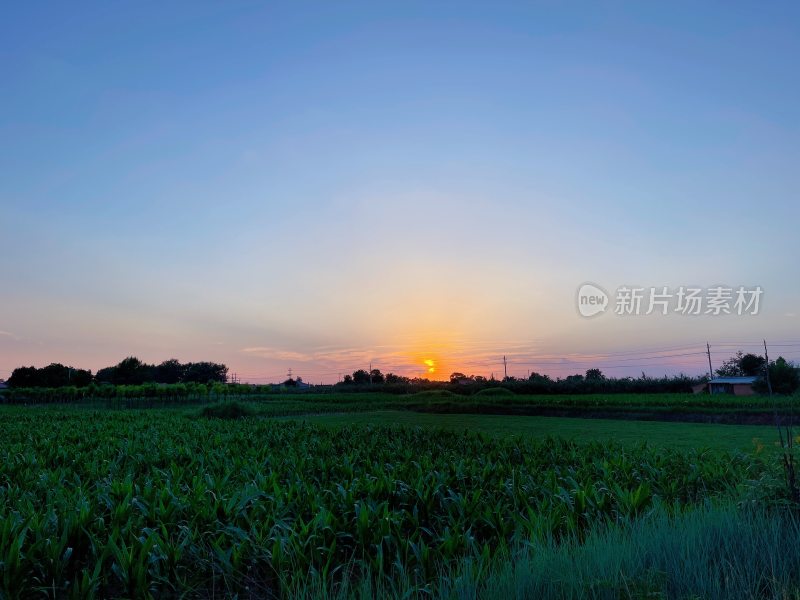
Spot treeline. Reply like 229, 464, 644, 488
333, 354, 799, 395
6, 357, 228, 388
334, 368, 704, 394
5, 363, 93, 388
459, 372, 703, 395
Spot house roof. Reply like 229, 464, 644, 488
709, 376, 758, 384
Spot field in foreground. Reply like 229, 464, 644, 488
0, 405, 796, 599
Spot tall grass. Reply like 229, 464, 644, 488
444, 504, 800, 600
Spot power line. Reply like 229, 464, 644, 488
508, 351, 706, 365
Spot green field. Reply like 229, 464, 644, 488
4, 388, 798, 416
287, 410, 782, 453
0, 401, 797, 598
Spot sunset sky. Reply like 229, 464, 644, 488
2, 2, 799, 383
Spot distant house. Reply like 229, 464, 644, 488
0, 379, 7, 390
707, 376, 758, 395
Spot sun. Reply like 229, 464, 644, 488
424, 359, 436, 374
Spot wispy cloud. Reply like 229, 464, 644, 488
0, 330, 19, 341
235, 337, 716, 384
241, 347, 316, 362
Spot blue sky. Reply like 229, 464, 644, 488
1, 2, 799, 382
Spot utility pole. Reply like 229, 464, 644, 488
763, 340, 773, 397
503, 356, 508, 381
706, 342, 714, 382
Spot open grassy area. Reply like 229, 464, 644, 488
288, 410, 782, 453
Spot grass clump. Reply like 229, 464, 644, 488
199, 400, 254, 419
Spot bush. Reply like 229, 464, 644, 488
200, 401, 254, 419
407, 390, 465, 404
474, 387, 515, 397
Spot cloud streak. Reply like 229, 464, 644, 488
241, 347, 317, 362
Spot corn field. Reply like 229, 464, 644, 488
0, 408, 775, 598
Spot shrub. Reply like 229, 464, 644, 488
200, 401, 254, 419
474, 387, 515, 397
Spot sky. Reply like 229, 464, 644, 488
1, 1, 799, 383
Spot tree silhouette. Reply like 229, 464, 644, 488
155, 359, 185, 384
739, 353, 766, 377
585, 368, 605, 381
352, 369, 370, 384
